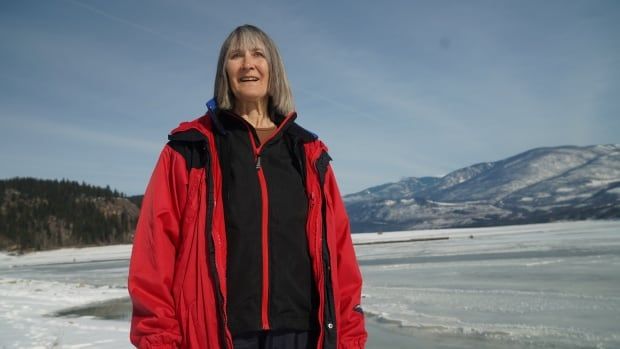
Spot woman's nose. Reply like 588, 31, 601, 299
242, 53, 255, 69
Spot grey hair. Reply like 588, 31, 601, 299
214, 25, 295, 115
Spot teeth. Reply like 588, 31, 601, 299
240, 77, 259, 81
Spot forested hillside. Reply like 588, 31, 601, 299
0, 178, 140, 252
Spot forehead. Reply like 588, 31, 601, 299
228, 33, 267, 52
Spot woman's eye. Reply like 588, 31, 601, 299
253, 51, 265, 57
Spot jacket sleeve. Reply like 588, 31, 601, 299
324, 166, 368, 349
128, 145, 188, 349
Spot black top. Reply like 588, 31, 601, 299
214, 110, 319, 335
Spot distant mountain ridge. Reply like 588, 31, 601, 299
345, 144, 620, 232
2, 145, 618, 250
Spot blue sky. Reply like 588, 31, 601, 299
1, 0, 619, 195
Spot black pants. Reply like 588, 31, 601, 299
233, 330, 318, 349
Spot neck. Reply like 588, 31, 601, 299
233, 99, 274, 128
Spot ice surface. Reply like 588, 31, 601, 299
1, 220, 619, 348
357, 220, 620, 348
0, 278, 128, 348
0, 244, 132, 267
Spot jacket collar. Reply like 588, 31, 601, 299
168, 110, 318, 145
212, 109, 318, 144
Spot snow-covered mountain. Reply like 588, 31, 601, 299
344, 144, 620, 233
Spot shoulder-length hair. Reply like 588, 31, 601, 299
214, 25, 294, 115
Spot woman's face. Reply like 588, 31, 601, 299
226, 44, 270, 105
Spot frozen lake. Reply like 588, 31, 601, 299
357, 220, 620, 348
1, 220, 619, 348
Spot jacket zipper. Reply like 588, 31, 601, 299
245, 120, 290, 330
230, 111, 296, 331
314, 151, 337, 349
203, 141, 232, 348
255, 151, 271, 329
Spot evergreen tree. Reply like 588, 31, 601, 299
0, 177, 139, 251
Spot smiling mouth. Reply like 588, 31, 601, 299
239, 77, 259, 82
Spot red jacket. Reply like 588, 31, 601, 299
128, 113, 367, 348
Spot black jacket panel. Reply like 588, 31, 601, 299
215, 110, 318, 335
216, 115, 263, 334
262, 137, 318, 331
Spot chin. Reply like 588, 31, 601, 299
237, 93, 269, 103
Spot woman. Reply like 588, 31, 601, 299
128, 24, 367, 349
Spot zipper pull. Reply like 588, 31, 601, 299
255, 155, 261, 170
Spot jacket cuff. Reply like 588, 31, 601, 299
138, 334, 180, 349
141, 345, 177, 349
340, 335, 367, 349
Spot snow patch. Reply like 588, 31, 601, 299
0, 244, 132, 267
426, 200, 462, 206
0, 278, 128, 348
586, 179, 618, 187
554, 194, 591, 202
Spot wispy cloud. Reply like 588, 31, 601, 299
63, 0, 213, 56
2, 114, 161, 153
